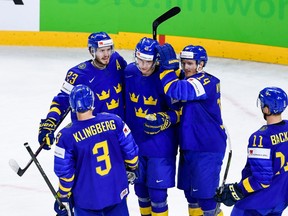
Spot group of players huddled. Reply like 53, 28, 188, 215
37, 32, 288, 216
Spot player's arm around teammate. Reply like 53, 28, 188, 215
156, 43, 227, 216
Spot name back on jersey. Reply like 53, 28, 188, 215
73, 120, 116, 142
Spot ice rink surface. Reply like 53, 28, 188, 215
0, 46, 287, 215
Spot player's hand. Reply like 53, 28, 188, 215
214, 183, 244, 206
54, 192, 74, 216
144, 112, 171, 135
126, 164, 138, 185
38, 118, 56, 150
156, 43, 179, 70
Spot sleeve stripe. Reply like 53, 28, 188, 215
59, 183, 72, 192
51, 102, 60, 106
164, 79, 178, 94
261, 183, 270, 188
174, 109, 181, 123
49, 107, 61, 115
243, 178, 254, 193
60, 175, 75, 182
159, 69, 174, 80
125, 156, 138, 166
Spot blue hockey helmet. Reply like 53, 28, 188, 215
258, 87, 288, 114
88, 32, 114, 50
135, 37, 159, 62
180, 45, 208, 66
69, 84, 95, 113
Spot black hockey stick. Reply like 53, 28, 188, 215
13, 0, 24, 5
214, 127, 233, 215
152, 6, 181, 40
9, 108, 70, 176
24, 142, 68, 215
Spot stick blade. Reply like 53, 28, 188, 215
13, 0, 24, 5
9, 159, 24, 176
152, 6, 181, 28
152, 6, 181, 40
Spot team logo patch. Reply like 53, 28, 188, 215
248, 148, 270, 159
259, 125, 268, 131
78, 63, 86, 69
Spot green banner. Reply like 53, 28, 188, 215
41, 0, 288, 48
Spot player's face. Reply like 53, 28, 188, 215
95, 46, 112, 66
181, 59, 197, 77
137, 58, 154, 76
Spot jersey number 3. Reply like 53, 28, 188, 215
93, 140, 112, 176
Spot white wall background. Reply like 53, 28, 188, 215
0, 0, 39, 30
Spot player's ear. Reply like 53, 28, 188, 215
262, 106, 271, 115
198, 61, 205, 70
89, 47, 94, 55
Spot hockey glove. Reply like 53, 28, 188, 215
214, 183, 244, 206
54, 192, 74, 216
144, 112, 171, 135
126, 165, 138, 185
156, 43, 179, 70
38, 118, 56, 150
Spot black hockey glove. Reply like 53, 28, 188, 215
214, 183, 244, 206
144, 112, 171, 135
38, 118, 56, 150
156, 43, 179, 70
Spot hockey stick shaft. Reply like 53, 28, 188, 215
152, 6, 181, 40
24, 142, 65, 209
214, 127, 233, 215
10, 108, 70, 176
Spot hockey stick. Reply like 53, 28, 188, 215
214, 127, 233, 216
13, 0, 24, 5
9, 108, 70, 176
24, 142, 69, 216
152, 6, 181, 41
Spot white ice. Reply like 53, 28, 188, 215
0, 46, 287, 216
